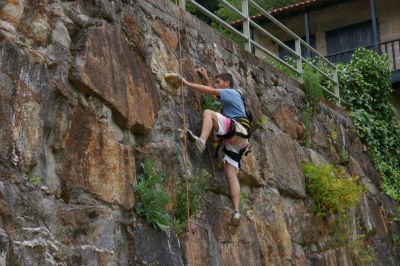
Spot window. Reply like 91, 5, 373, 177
326, 20, 375, 63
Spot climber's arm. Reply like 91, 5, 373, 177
197, 67, 212, 87
182, 78, 220, 96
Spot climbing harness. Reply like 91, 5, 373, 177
214, 116, 253, 169
217, 117, 251, 139
218, 88, 253, 139
214, 89, 253, 169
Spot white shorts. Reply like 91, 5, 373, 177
216, 113, 249, 170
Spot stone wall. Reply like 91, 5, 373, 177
0, 0, 399, 265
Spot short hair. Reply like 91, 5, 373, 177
215, 73, 234, 88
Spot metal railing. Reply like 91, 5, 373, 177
379, 38, 400, 71
178, 0, 342, 106
326, 38, 400, 72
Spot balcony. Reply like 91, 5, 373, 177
326, 38, 400, 84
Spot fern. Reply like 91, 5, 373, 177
133, 160, 172, 233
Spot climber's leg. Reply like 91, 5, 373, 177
224, 162, 240, 212
199, 109, 219, 143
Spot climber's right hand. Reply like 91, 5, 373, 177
197, 67, 208, 80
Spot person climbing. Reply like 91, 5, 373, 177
166, 68, 251, 225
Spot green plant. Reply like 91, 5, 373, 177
350, 237, 374, 266
202, 94, 222, 112
173, 169, 210, 234
303, 109, 312, 147
303, 162, 364, 217
300, 63, 325, 148
392, 233, 400, 244
302, 63, 322, 110
304, 161, 372, 264
309, 57, 337, 105
256, 115, 269, 129
266, 55, 298, 78
340, 149, 350, 164
394, 207, 400, 223
332, 212, 351, 247
338, 48, 400, 201
330, 207, 374, 265
239, 191, 250, 213
211, 22, 245, 46
26, 172, 41, 186
133, 160, 172, 233
329, 129, 337, 143
327, 128, 338, 153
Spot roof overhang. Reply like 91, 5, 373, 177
231, 0, 353, 27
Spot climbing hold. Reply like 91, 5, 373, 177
164, 72, 182, 88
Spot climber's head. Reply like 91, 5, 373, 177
214, 73, 234, 89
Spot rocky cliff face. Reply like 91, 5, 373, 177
0, 0, 399, 265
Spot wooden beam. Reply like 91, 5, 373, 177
369, 0, 380, 53
304, 12, 310, 57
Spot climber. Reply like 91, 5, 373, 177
166, 68, 251, 225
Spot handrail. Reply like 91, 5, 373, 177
188, 0, 298, 74
327, 44, 374, 57
251, 40, 300, 74
302, 58, 336, 84
248, 0, 336, 69
381, 37, 400, 44
187, 0, 248, 40
326, 38, 400, 71
181, 0, 342, 106
220, 0, 299, 58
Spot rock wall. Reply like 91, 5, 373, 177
0, 0, 399, 265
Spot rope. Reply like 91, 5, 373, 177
180, 8, 217, 177
174, 2, 194, 265
174, 2, 221, 263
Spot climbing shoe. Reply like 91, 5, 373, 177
186, 129, 206, 154
229, 211, 241, 226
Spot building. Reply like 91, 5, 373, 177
233, 0, 399, 109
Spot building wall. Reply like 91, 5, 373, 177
253, 0, 400, 60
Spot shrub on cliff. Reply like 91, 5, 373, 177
133, 160, 172, 233
304, 162, 373, 264
133, 161, 210, 235
338, 48, 400, 201
303, 162, 364, 217
173, 169, 210, 235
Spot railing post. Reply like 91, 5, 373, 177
295, 38, 303, 82
180, 0, 186, 10
242, 0, 251, 52
333, 67, 341, 107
